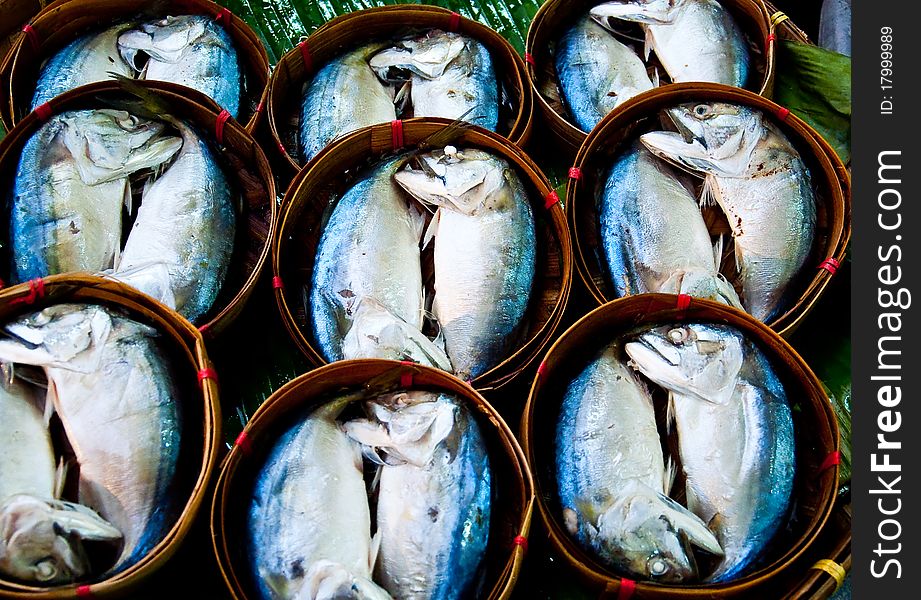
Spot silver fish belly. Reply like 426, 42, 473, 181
556, 343, 721, 582
115, 119, 236, 324
394, 148, 536, 381
626, 323, 795, 582
248, 399, 390, 600
118, 16, 241, 117
32, 25, 133, 109
555, 15, 653, 132
10, 110, 181, 283
300, 45, 396, 162
598, 143, 741, 306
310, 157, 427, 364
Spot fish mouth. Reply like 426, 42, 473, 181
665, 108, 707, 148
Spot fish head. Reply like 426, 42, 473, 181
394, 148, 507, 215
590, 0, 686, 25
596, 485, 722, 582
0, 495, 122, 584
625, 323, 744, 405
369, 30, 466, 80
641, 103, 763, 177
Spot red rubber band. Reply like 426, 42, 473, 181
235, 430, 253, 455
215, 7, 232, 27
21, 24, 39, 50
448, 11, 461, 32
11, 278, 45, 306
272, 276, 284, 290
255, 100, 265, 114
536, 361, 548, 379
765, 32, 776, 53
820, 451, 841, 472
197, 368, 218, 385
513, 535, 528, 552
75, 585, 93, 598
0, 278, 5, 290
391, 119, 405, 150
819, 257, 840, 275
676, 293, 692, 311
568, 167, 582, 180
400, 371, 413, 388
617, 579, 637, 600
197, 323, 210, 334
215, 109, 231, 145
277, 141, 290, 157
298, 40, 313, 73
524, 52, 535, 66
544, 190, 560, 210
776, 107, 791, 121
34, 102, 53, 122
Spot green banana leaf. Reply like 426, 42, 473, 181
774, 39, 852, 164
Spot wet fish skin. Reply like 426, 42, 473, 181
248, 399, 391, 600
394, 148, 535, 381
640, 102, 816, 321
114, 119, 236, 324
0, 377, 123, 584
556, 343, 722, 582
555, 15, 653, 132
0, 304, 183, 574
625, 323, 796, 582
10, 110, 181, 283
300, 45, 396, 162
598, 142, 741, 307
310, 156, 435, 366
819, 0, 851, 57
118, 16, 241, 117
32, 25, 134, 109
370, 30, 498, 131
591, 0, 749, 87
345, 392, 490, 600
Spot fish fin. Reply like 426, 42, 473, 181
655, 492, 723, 557
43, 380, 57, 426
715, 273, 744, 310
422, 208, 440, 249
407, 200, 428, 243
53, 458, 68, 500
699, 175, 718, 208
651, 66, 660, 87
369, 531, 382, 572
369, 463, 382, 493
666, 391, 676, 435
712, 234, 724, 270
663, 456, 677, 495
394, 80, 412, 115
644, 27, 654, 61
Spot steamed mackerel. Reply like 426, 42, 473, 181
10, 110, 181, 283
300, 45, 396, 162
626, 323, 795, 581
310, 156, 448, 368
591, 0, 749, 87
0, 375, 121, 584
555, 15, 653, 132
118, 15, 241, 117
370, 30, 498, 131
32, 25, 134, 108
598, 142, 741, 307
641, 103, 816, 321
248, 399, 391, 600
394, 148, 535, 381
0, 305, 183, 574
556, 343, 722, 582
114, 119, 236, 324
345, 392, 490, 600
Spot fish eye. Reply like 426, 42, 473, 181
667, 327, 689, 345
692, 104, 712, 118
647, 555, 670, 577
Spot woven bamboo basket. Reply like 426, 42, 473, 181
779, 492, 850, 600
520, 294, 840, 598
272, 118, 572, 392
567, 82, 850, 338
0, 0, 44, 127
2, 0, 269, 133
266, 4, 533, 175
0, 80, 276, 338
525, 0, 772, 153
211, 359, 534, 600
0, 274, 220, 599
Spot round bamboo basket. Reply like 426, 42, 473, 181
0, 274, 220, 598
267, 4, 533, 175
525, 0, 773, 152
0, 0, 44, 129
272, 118, 572, 392
3, 0, 269, 133
780, 492, 850, 600
567, 82, 850, 338
0, 80, 276, 338
211, 359, 534, 600
520, 294, 840, 598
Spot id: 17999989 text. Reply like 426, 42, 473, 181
880, 26, 893, 115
